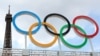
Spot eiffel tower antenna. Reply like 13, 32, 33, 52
8, 5, 10, 14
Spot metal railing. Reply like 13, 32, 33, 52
0, 48, 100, 56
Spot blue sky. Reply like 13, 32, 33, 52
0, 0, 100, 52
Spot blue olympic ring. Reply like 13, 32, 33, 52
12, 11, 41, 34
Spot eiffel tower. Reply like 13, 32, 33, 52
2, 5, 12, 56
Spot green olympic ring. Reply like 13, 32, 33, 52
60, 24, 88, 49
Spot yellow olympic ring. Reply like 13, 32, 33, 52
28, 22, 58, 48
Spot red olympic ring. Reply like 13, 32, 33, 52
73, 15, 99, 38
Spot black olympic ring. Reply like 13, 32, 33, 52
43, 13, 71, 36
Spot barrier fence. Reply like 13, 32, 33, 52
0, 48, 100, 56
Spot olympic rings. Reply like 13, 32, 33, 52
28, 22, 58, 48
73, 15, 99, 38
60, 24, 88, 48
44, 13, 71, 36
12, 11, 99, 48
12, 11, 41, 34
